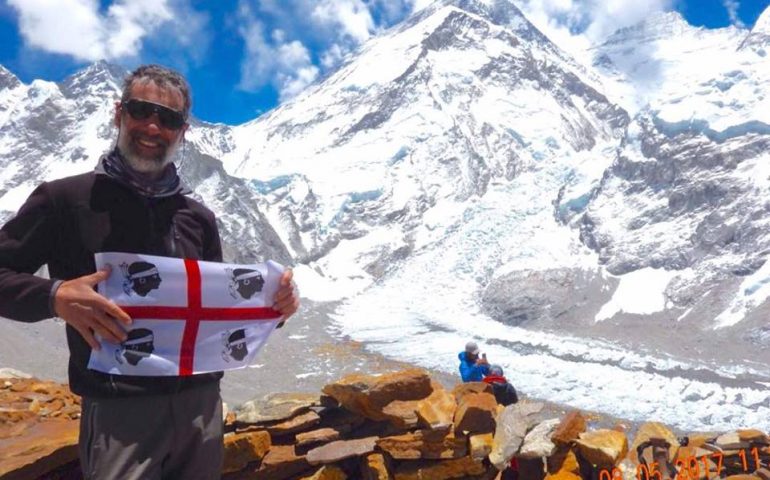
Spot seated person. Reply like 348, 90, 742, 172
483, 364, 519, 406
458, 341, 490, 382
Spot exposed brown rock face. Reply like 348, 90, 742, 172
629, 422, 680, 464
575, 429, 629, 467
454, 391, 498, 434
1, 377, 81, 480
551, 411, 586, 447
321, 369, 433, 422
222, 430, 271, 473
306, 436, 378, 465
6, 369, 770, 480
377, 429, 467, 460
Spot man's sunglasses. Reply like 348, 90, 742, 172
123, 99, 186, 130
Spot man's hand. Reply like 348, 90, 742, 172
53, 266, 132, 350
476, 353, 489, 366
273, 269, 300, 324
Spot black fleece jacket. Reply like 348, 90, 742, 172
0, 171, 224, 397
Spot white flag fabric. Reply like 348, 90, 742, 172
88, 252, 284, 376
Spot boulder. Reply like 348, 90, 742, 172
716, 432, 750, 451
222, 430, 271, 474
299, 465, 348, 480
520, 419, 560, 459
450, 382, 493, 405
546, 447, 581, 478
453, 392, 497, 434
738, 429, 769, 445
377, 429, 467, 460
360, 452, 392, 480
393, 456, 486, 480
551, 411, 586, 447
256, 445, 312, 480
416, 383, 456, 431
235, 393, 320, 424
296, 427, 347, 449
306, 436, 378, 465
0, 418, 79, 480
630, 422, 680, 464
576, 429, 629, 467
470, 433, 494, 462
381, 399, 420, 429
321, 369, 433, 422
265, 410, 322, 436
489, 402, 544, 470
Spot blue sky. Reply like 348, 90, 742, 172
0, 0, 767, 125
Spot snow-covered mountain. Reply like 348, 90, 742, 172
2, 0, 770, 430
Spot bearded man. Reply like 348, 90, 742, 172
0, 64, 299, 479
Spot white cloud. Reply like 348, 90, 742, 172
722, 0, 745, 28
518, 0, 674, 61
6, 0, 204, 61
237, 2, 320, 100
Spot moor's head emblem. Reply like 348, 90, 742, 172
226, 268, 264, 300
121, 261, 162, 297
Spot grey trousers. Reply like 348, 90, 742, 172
79, 382, 223, 480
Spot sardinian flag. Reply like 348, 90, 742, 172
87, 252, 284, 376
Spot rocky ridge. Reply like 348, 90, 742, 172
3, 368, 770, 480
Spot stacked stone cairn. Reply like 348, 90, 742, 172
2, 367, 770, 479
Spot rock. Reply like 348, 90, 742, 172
318, 408, 366, 431
381, 399, 420, 429
235, 393, 320, 424
299, 465, 348, 480
306, 436, 378, 465
756, 467, 770, 480
576, 429, 629, 467
321, 369, 433, 422
489, 402, 544, 470
0, 368, 32, 379
551, 411, 586, 447
393, 456, 486, 480
546, 447, 581, 479
454, 392, 497, 434
360, 452, 392, 480
470, 433, 494, 462
377, 429, 467, 460
296, 427, 347, 449
520, 419, 560, 459
222, 430, 271, 474
630, 422, 680, 464
257, 445, 312, 480
265, 410, 322, 436
416, 383, 456, 431
451, 382, 493, 405
518, 457, 546, 480
724, 476, 762, 480
0, 418, 79, 480
738, 429, 769, 445
716, 432, 750, 450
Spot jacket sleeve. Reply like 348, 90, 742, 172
203, 211, 223, 262
0, 183, 58, 322
460, 361, 489, 382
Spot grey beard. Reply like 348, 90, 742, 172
116, 132, 177, 176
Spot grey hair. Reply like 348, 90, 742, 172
120, 64, 191, 118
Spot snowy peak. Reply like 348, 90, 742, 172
59, 60, 125, 99
740, 5, 770, 52
599, 10, 695, 48
0, 65, 21, 91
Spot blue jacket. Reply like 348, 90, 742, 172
458, 351, 490, 382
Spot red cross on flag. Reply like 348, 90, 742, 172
87, 252, 284, 376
